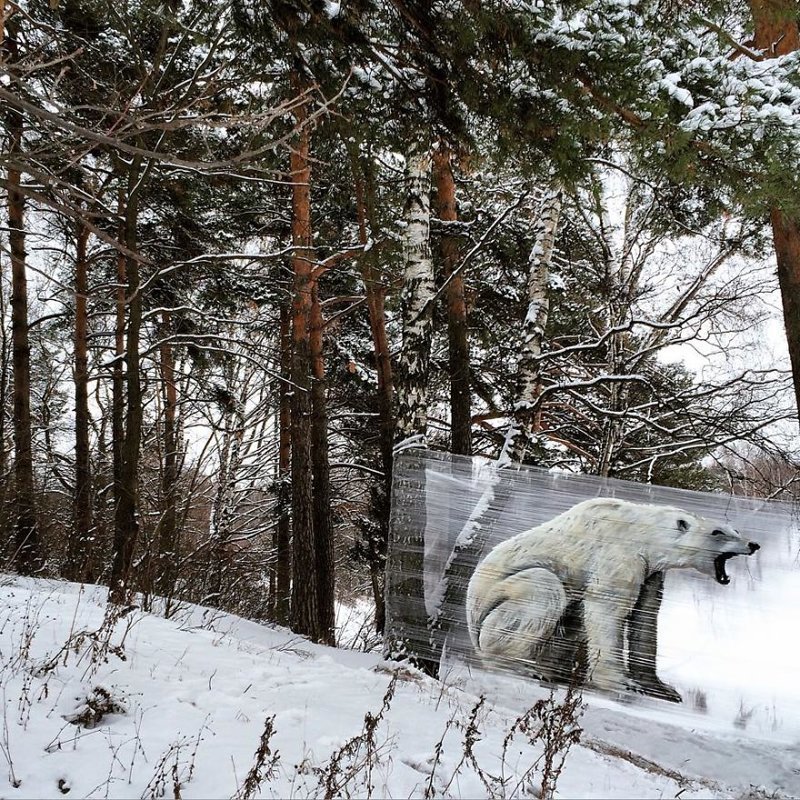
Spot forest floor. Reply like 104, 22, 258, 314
0, 575, 796, 799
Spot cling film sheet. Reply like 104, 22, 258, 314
384, 449, 800, 741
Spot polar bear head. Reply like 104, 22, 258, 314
647, 505, 760, 584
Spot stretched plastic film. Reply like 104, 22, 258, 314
384, 449, 799, 739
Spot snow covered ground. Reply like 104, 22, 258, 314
0, 577, 797, 799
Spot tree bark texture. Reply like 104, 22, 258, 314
274, 302, 292, 625
7, 31, 41, 573
384, 140, 437, 673
110, 169, 143, 603
155, 310, 180, 597
350, 145, 392, 633
208, 389, 244, 599
432, 143, 471, 456
395, 140, 435, 445
310, 283, 335, 645
288, 99, 323, 642
111, 191, 126, 585
67, 219, 93, 582
499, 187, 561, 466
749, 0, 800, 424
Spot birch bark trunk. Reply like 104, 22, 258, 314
395, 140, 435, 445
384, 138, 437, 672
499, 187, 561, 466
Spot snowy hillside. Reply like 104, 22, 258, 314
0, 577, 796, 799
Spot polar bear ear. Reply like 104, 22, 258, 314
677, 518, 690, 532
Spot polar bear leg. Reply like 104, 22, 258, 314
628, 572, 681, 702
582, 591, 634, 692
477, 568, 567, 665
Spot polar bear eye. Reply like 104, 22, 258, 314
677, 519, 689, 532
711, 529, 726, 537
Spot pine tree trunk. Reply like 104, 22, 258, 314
67, 219, 93, 582
110, 169, 143, 603
350, 145, 392, 633
500, 187, 561, 466
432, 143, 471, 456
749, 0, 800, 424
155, 310, 179, 598
288, 98, 322, 641
310, 284, 335, 645
7, 32, 40, 573
274, 302, 292, 625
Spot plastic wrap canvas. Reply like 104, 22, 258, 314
384, 449, 800, 741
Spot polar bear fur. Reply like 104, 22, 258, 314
466, 497, 759, 696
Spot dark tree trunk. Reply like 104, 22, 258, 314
7, 19, 41, 574
111, 192, 126, 582
770, 211, 800, 421
288, 99, 322, 642
0, 237, 10, 539
67, 219, 93, 582
110, 168, 143, 603
432, 143, 471, 456
310, 283, 335, 645
750, 0, 800, 424
349, 144, 393, 633
274, 302, 292, 625
155, 310, 179, 598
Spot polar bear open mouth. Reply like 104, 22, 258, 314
713, 553, 738, 585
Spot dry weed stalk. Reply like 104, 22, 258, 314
141, 729, 205, 800
233, 715, 280, 800
315, 676, 397, 799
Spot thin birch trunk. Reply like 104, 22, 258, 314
499, 187, 561, 466
432, 142, 471, 456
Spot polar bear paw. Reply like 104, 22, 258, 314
631, 675, 682, 703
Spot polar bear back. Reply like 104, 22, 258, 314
465, 497, 695, 651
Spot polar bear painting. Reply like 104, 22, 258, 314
466, 498, 760, 700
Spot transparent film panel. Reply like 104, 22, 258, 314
384, 449, 799, 741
